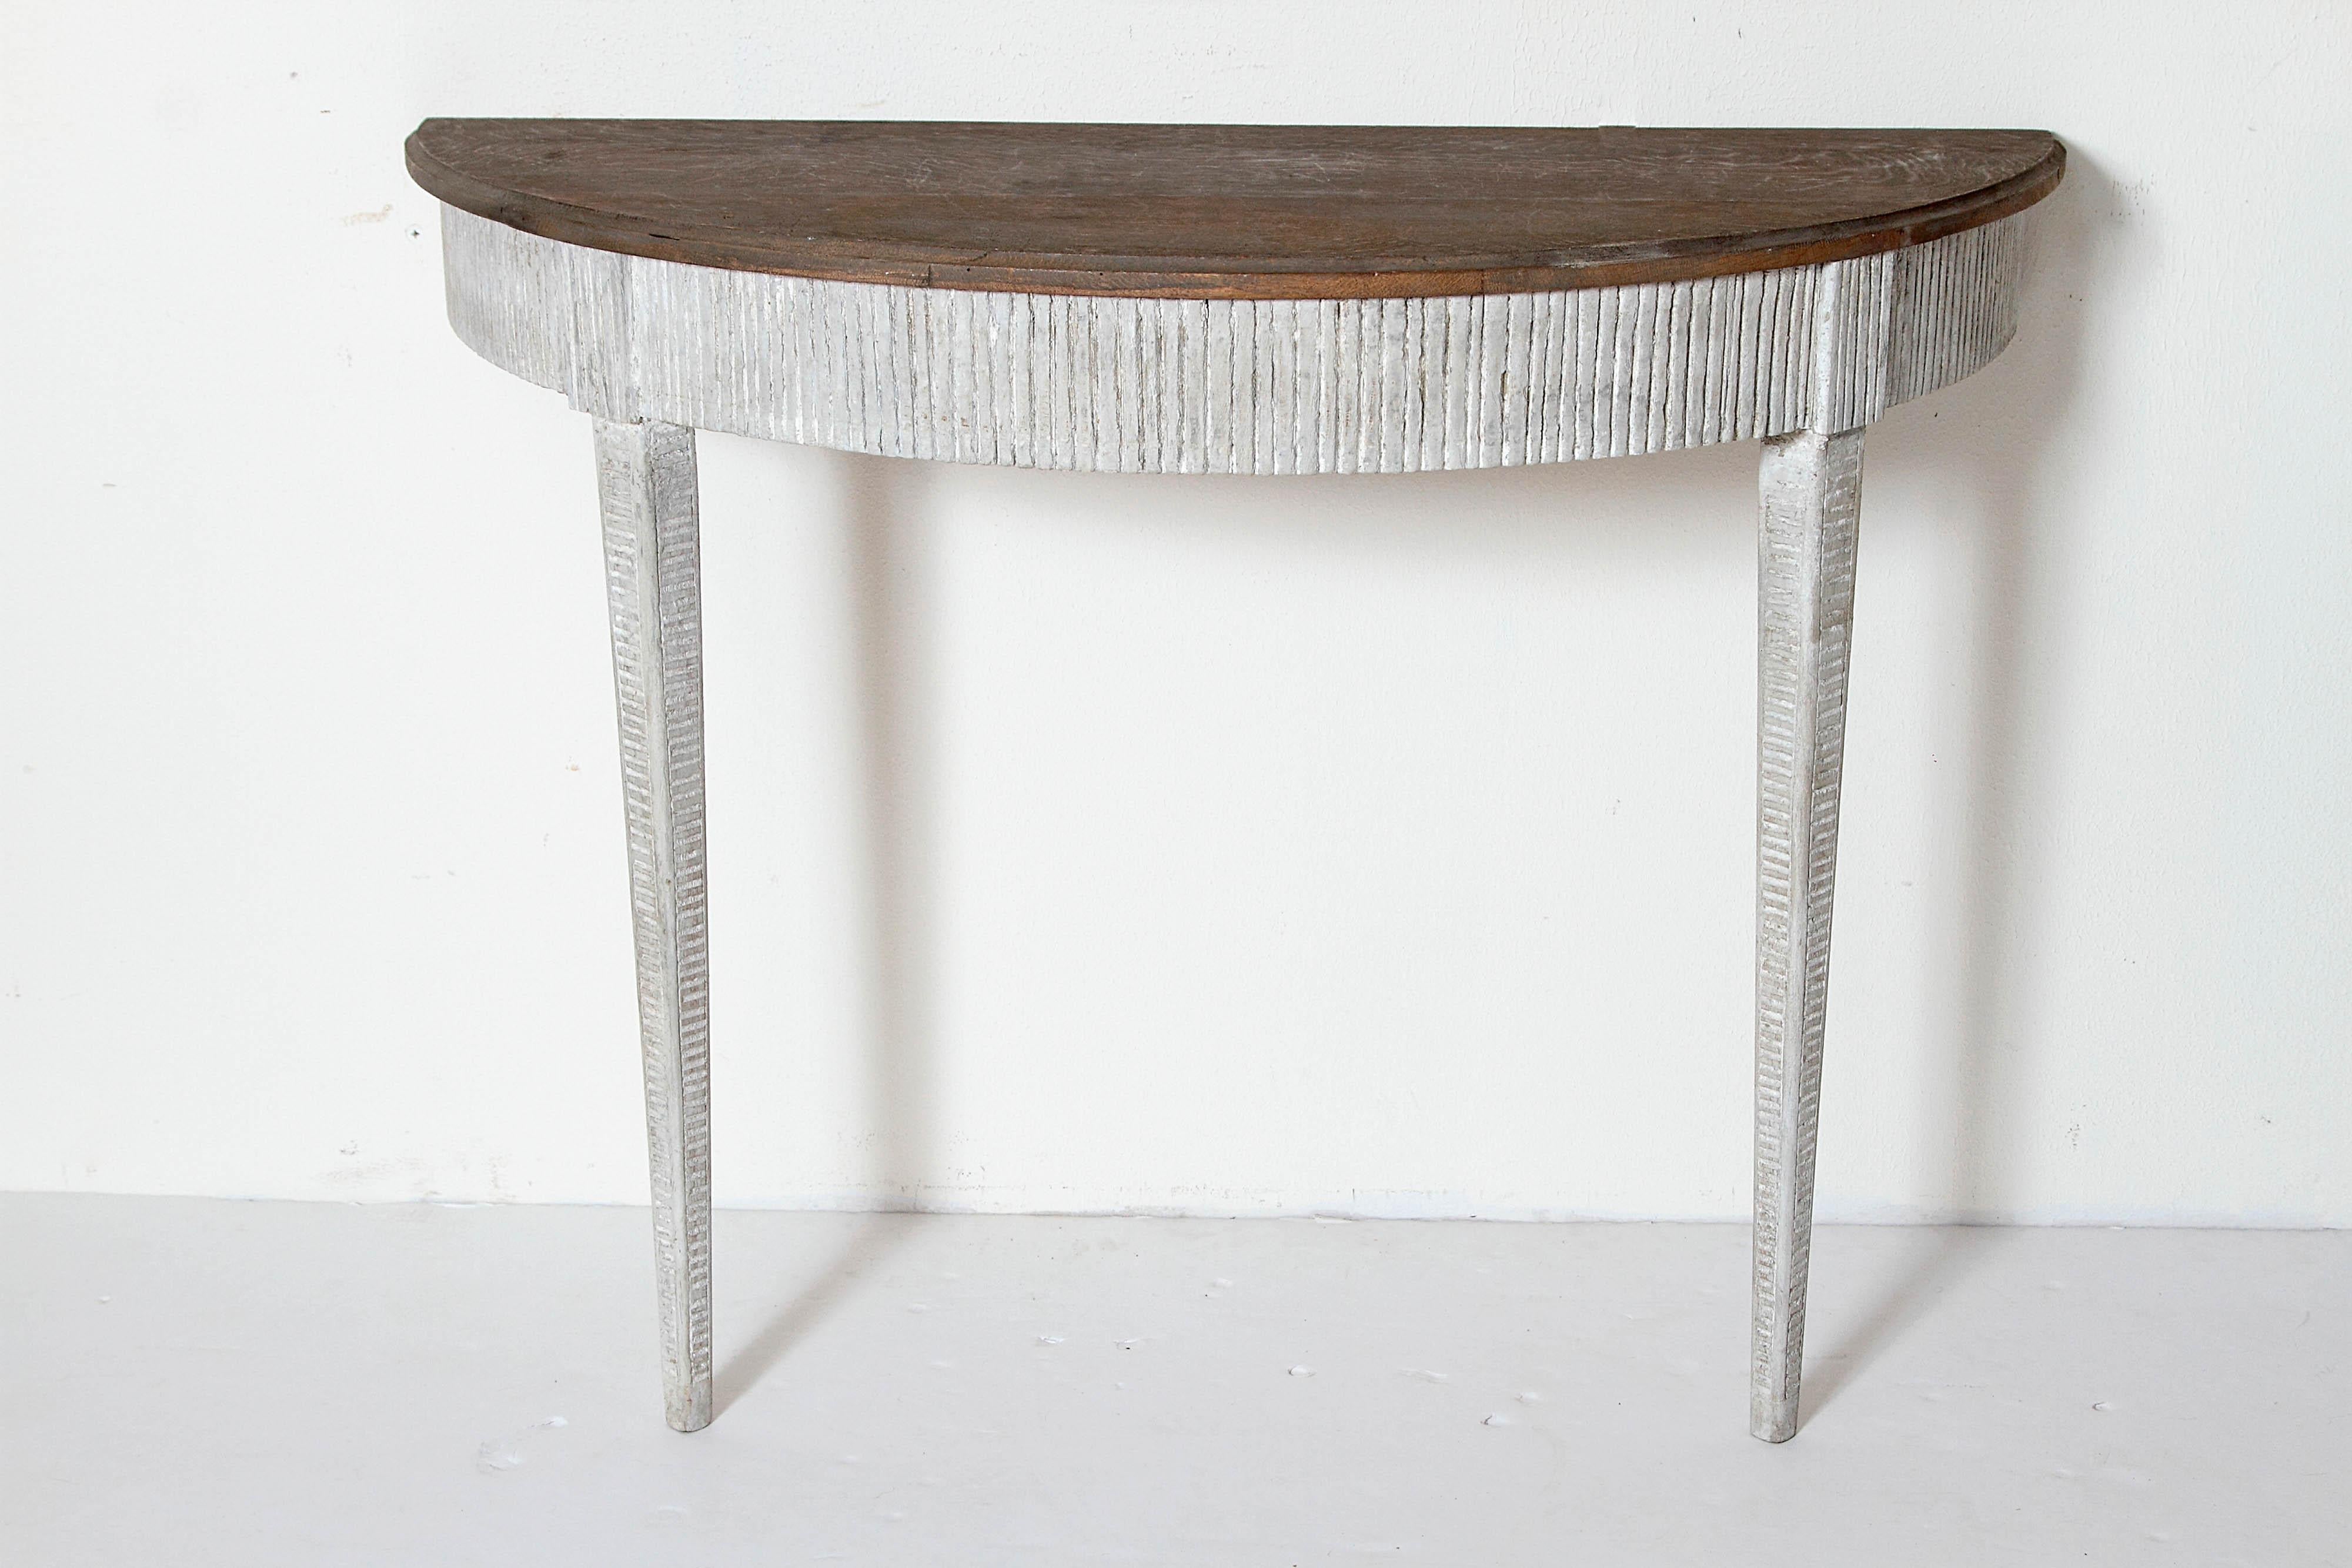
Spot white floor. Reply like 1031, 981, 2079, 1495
3, 1196, 2343, 1565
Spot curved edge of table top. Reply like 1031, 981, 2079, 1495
406, 121, 2063, 300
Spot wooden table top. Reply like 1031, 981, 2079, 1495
406, 121, 2062, 300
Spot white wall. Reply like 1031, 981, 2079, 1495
4, 1, 2347, 1225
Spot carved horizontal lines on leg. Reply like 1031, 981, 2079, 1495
594, 416, 715, 1433
1750, 423, 1865, 1443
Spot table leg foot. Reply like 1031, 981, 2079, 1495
1750, 424, 1865, 1443
594, 417, 714, 1433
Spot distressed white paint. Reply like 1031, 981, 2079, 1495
1751, 423, 1866, 1439
592, 418, 714, 1432
446, 185, 2024, 1435
439, 206, 2022, 474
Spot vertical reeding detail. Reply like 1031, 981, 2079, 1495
446, 208, 2026, 474
593, 417, 713, 1436
1406, 298, 1433, 469
1750, 423, 1865, 1444
1809, 253, 1898, 433
1324, 301, 1347, 474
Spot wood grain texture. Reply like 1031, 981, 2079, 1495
407, 121, 2062, 299
1750, 422, 1866, 1443
593, 418, 714, 1435
442, 203, 2024, 474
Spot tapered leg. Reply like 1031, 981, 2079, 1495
594, 417, 713, 1433
1750, 425, 1865, 1443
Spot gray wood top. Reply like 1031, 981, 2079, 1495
407, 121, 2063, 300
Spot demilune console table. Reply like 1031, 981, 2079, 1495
405, 119, 2064, 1443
